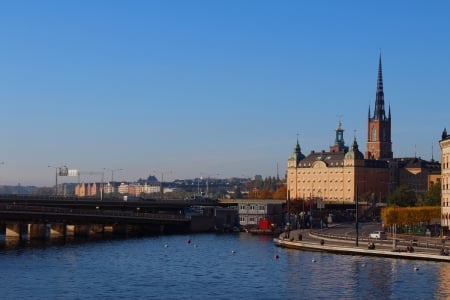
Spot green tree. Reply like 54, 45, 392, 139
387, 184, 416, 207
422, 182, 441, 206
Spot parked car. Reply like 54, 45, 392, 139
369, 231, 387, 239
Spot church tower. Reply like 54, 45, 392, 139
365, 54, 393, 160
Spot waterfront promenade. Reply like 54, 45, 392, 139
274, 223, 450, 262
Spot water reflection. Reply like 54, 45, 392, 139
0, 233, 448, 299
437, 263, 450, 298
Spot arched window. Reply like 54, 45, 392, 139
371, 127, 377, 141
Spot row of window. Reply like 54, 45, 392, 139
239, 205, 266, 211
294, 170, 351, 175
299, 162, 345, 167
295, 179, 348, 183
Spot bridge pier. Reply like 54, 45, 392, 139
90, 224, 105, 235
28, 224, 47, 239
74, 225, 91, 237
113, 224, 129, 236
5, 223, 26, 239
50, 224, 66, 238
66, 225, 75, 237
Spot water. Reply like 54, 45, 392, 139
0, 233, 449, 300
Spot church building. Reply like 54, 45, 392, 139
287, 54, 441, 210
287, 55, 391, 208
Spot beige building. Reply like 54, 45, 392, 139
287, 123, 389, 207
440, 128, 450, 232
287, 55, 392, 209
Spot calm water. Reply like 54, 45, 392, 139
0, 233, 449, 300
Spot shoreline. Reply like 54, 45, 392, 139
274, 228, 450, 262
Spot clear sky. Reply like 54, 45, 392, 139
1, 1, 449, 186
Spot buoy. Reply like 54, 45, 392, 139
164, 244, 168, 248
231, 250, 236, 254
274, 254, 279, 259
187, 239, 191, 244
414, 267, 419, 271
312, 259, 316, 263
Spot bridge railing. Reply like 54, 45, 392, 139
0, 204, 189, 221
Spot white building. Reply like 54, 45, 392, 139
219, 199, 285, 228
440, 128, 450, 234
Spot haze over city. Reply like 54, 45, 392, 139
1, 1, 449, 186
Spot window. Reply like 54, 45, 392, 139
371, 127, 377, 141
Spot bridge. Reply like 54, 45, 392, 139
0, 195, 219, 239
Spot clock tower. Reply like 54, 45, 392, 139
365, 54, 393, 160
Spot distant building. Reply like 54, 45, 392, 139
118, 182, 129, 194
389, 157, 440, 197
219, 199, 285, 229
440, 128, 450, 233
75, 182, 100, 197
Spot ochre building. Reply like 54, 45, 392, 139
440, 128, 450, 232
287, 55, 391, 207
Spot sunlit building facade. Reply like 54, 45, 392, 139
440, 128, 450, 232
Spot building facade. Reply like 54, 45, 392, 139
440, 128, 450, 231
287, 54, 440, 210
219, 199, 285, 228
287, 125, 389, 206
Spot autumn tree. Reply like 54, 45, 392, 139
273, 184, 287, 200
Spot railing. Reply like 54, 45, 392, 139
310, 229, 446, 249
0, 204, 188, 222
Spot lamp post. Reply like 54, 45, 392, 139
101, 170, 105, 200
200, 173, 220, 198
110, 168, 123, 183
103, 168, 123, 197
48, 165, 60, 196
318, 190, 322, 230
154, 170, 171, 200
356, 184, 359, 247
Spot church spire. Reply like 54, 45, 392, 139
373, 53, 386, 120
365, 52, 393, 160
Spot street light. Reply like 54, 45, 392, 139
48, 165, 61, 196
356, 184, 359, 247
103, 168, 123, 197
153, 170, 171, 199
110, 168, 123, 183
200, 172, 220, 198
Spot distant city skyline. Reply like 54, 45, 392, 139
1, 1, 449, 186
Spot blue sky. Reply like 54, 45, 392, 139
1, 1, 449, 186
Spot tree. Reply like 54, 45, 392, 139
387, 184, 416, 207
273, 184, 287, 200
382, 206, 440, 226
422, 182, 441, 206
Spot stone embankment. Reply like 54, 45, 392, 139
274, 226, 450, 262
